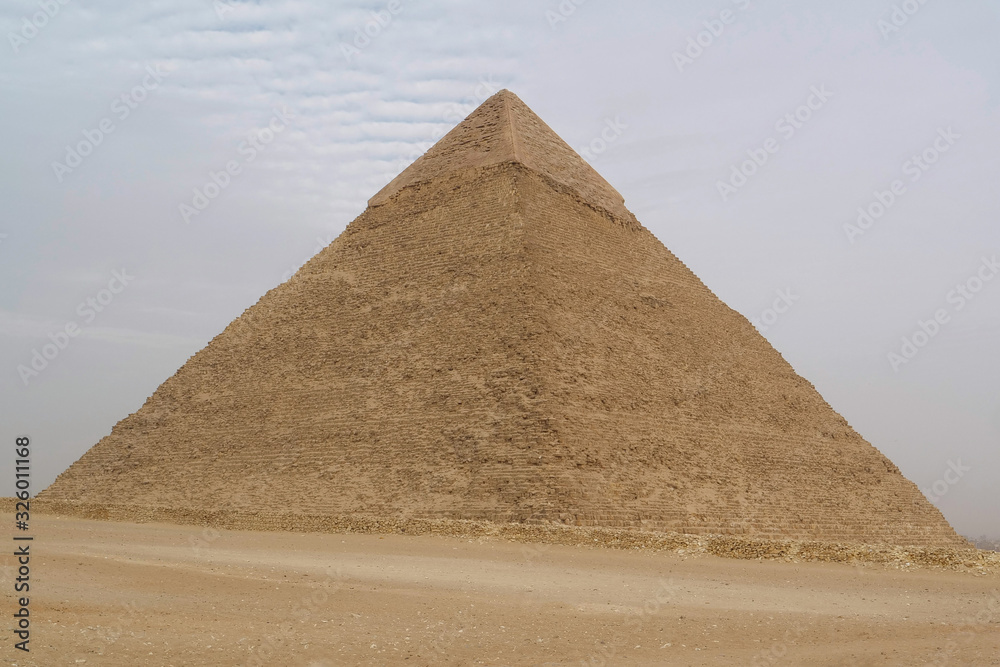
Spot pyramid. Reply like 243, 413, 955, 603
42, 91, 965, 547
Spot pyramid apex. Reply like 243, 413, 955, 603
483, 88, 514, 98
369, 90, 634, 223
490, 88, 520, 103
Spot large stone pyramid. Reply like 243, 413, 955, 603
42, 91, 964, 546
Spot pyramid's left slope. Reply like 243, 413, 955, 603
42, 164, 554, 515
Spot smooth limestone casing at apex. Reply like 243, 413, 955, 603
40, 90, 967, 548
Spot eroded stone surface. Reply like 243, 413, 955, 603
41, 92, 965, 548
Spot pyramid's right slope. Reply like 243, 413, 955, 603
44, 90, 964, 547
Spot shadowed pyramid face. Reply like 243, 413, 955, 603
42, 90, 965, 548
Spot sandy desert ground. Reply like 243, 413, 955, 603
2, 514, 998, 666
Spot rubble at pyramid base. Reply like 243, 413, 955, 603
29, 498, 997, 572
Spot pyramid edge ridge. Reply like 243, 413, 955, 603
368, 160, 642, 231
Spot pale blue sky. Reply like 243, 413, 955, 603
2, 0, 998, 537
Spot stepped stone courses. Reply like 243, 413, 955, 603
42, 90, 966, 548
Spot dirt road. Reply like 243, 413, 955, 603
2, 515, 998, 666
